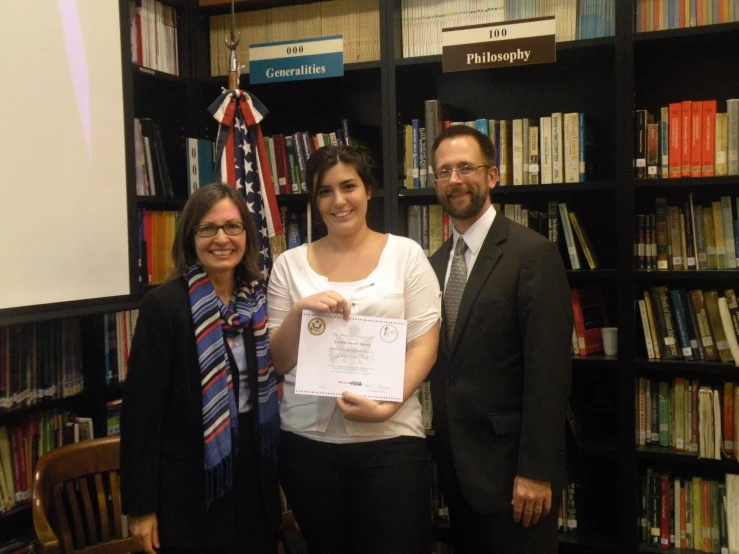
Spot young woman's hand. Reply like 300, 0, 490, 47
295, 291, 351, 319
336, 391, 400, 423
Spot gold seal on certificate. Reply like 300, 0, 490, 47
295, 310, 408, 402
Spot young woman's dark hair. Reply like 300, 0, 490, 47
169, 183, 261, 282
305, 144, 377, 208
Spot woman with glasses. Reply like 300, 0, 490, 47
266, 144, 441, 554
120, 183, 282, 554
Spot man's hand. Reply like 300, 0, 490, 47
336, 391, 399, 423
129, 513, 159, 554
512, 476, 552, 527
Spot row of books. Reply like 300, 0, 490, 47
134, 118, 174, 198
263, 127, 349, 196
501, 201, 599, 270
208, 0, 380, 76
637, 287, 739, 363
103, 311, 139, 387
638, 471, 739, 552
401, 0, 615, 57
635, 196, 739, 271
0, 410, 89, 514
0, 320, 83, 414
635, 99, 739, 179
636, 0, 739, 32
416, 102, 593, 188
138, 209, 178, 286
635, 377, 739, 461
129, 0, 179, 75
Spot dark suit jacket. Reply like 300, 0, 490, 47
429, 213, 573, 515
120, 279, 280, 548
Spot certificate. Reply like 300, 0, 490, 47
295, 310, 407, 402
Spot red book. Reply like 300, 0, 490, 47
659, 475, 670, 549
669, 103, 682, 178
724, 382, 735, 455
681, 101, 692, 177
690, 101, 702, 177
701, 100, 717, 176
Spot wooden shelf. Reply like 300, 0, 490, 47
567, 269, 619, 281
132, 64, 187, 82
397, 181, 616, 198
634, 21, 739, 42
136, 196, 186, 209
635, 446, 739, 469
634, 176, 739, 188
634, 358, 738, 376
633, 269, 739, 280
0, 392, 86, 422
558, 531, 620, 553
393, 36, 616, 67
572, 354, 619, 368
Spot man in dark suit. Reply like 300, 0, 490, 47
428, 125, 573, 553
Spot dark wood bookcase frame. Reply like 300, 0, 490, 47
3, 0, 739, 551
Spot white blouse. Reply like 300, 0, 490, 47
267, 234, 441, 443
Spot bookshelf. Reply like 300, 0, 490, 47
3, 0, 739, 552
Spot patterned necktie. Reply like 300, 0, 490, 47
444, 238, 468, 344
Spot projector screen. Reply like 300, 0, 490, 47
0, 1, 131, 311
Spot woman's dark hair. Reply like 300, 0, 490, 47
305, 144, 377, 208
169, 183, 261, 282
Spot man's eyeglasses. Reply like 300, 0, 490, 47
433, 165, 490, 182
194, 222, 246, 237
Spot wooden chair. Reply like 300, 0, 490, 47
32, 436, 136, 554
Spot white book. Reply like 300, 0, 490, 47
726, 473, 739, 554
512, 119, 524, 185
721, 196, 737, 269
728, 99, 739, 175
558, 202, 581, 269
551, 112, 565, 183
563, 112, 580, 183
540, 116, 553, 184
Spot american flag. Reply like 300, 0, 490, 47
208, 90, 284, 278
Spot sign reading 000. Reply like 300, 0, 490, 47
249, 36, 344, 85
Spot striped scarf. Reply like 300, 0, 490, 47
185, 264, 280, 507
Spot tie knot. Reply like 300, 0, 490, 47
454, 238, 468, 256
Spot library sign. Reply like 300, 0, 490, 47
249, 35, 344, 85
442, 17, 556, 73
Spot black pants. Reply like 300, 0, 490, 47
441, 466, 560, 554
233, 412, 279, 554
278, 431, 431, 554
155, 413, 278, 554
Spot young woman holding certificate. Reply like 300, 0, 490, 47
267, 144, 441, 554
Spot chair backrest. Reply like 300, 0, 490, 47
32, 436, 138, 554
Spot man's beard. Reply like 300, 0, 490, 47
438, 185, 488, 220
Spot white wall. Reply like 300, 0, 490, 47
0, 1, 130, 310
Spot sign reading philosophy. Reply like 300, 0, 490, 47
249, 35, 344, 85
442, 17, 556, 73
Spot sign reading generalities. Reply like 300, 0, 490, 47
441, 17, 556, 73
249, 35, 343, 85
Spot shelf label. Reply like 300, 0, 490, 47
249, 35, 344, 85
441, 17, 555, 73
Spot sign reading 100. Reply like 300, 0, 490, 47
489, 28, 507, 38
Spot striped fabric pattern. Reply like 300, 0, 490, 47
186, 264, 280, 506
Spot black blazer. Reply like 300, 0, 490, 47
120, 279, 280, 548
429, 214, 573, 515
